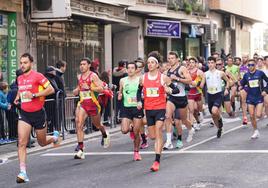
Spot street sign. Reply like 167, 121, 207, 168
145, 19, 181, 38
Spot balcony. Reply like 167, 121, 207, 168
167, 0, 206, 16
128, 0, 167, 14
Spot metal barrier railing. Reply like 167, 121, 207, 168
0, 89, 118, 143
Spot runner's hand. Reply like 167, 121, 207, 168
137, 102, 142, 110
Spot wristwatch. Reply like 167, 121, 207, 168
32, 93, 36, 98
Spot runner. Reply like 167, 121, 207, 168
15, 53, 61, 183
240, 59, 268, 138
135, 58, 148, 149
200, 56, 230, 138
164, 51, 195, 150
216, 58, 235, 117
118, 62, 143, 161
225, 57, 239, 112
239, 54, 249, 126
136, 51, 177, 171
188, 57, 204, 131
73, 58, 110, 159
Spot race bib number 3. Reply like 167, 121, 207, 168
249, 80, 259, 88
146, 88, 159, 97
208, 87, 217, 94
80, 91, 91, 100
20, 91, 32, 103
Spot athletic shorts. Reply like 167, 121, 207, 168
246, 98, 263, 106
120, 106, 144, 120
19, 108, 46, 130
145, 109, 165, 126
80, 100, 98, 116
208, 92, 223, 114
222, 91, 230, 102
188, 93, 202, 101
167, 95, 188, 109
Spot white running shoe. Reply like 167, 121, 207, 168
193, 123, 201, 131
251, 130, 260, 139
74, 149, 85, 159
186, 128, 195, 143
163, 142, 174, 150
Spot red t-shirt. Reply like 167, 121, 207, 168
18, 70, 50, 112
143, 72, 166, 110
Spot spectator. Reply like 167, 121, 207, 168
55, 60, 66, 96
0, 82, 11, 142
112, 60, 128, 124
6, 69, 23, 140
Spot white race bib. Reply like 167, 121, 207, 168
80, 91, 91, 100
20, 91, 32, 103
248, 80, 259, 88
146, 88, 159, 97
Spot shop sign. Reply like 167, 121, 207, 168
8, 13, 17, 84
145, 19, 181, 38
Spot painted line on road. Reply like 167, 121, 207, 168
41, 149, 268, 157
181, 124, 243, 151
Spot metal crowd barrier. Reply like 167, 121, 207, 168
1, 89, 118, 143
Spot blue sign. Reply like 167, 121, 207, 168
146, 19, 181, 38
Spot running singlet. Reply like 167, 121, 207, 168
78, 72, 98, 104
122, 77, 139, 107
225, 65, 239, 80
205, 70, 222, 94
239, 64, 248, 79
240, 70, 268, 101
167, 66, 186, 97
188, 69, 202, 95
143, 72, 166, 110
18, 70, 50, 112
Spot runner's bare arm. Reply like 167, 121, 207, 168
200, 74, 206, 89
73, 75, 80, 96
118, 78, 124, 100
179, 66, 192, 84
221, 71, 230, 90
91, 74, 104, 93
136, 76, 143, 110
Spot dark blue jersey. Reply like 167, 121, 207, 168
240, 70, 268, 101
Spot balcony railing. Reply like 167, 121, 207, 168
137, 0, 167, 5
167, 0, 206, 15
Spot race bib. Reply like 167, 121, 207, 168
20, 91, 32, 103
127, 97, 137, 105
146, 87, 159, 97
248, 80, 259, 88
208, 86, 217, 94
80, 91, 91, 100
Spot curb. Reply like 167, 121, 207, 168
0, 126, 121, 163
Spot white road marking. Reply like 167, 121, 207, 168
41, 149, 268, 157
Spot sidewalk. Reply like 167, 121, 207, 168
0, 126, 121, 163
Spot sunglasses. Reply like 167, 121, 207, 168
247, 64, 255, 67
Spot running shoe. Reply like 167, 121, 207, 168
140, 142, 149, 149
16, 171, 29, 183
186, 128, 195, 143
74, 149, 85, 159
150, 161, 160, 172
133, 151, 142, 161
217, 128, 223, 138
53, 131, 61, 147
103, 132, 111, 148
242, 116, 248, 128
251, 130, 260, 139
163, 142, 174, 150
193, 123, 201, 131
176, 140, 183, 149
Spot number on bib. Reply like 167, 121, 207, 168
146, 88, 159, 97
248, 80, 259, 88
208, 87, 217, 94
80, 91, 91, 100
20, 91, 32, 103
127, 97, 137, 105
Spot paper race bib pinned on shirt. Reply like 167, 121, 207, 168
248, 80, 259, 88
208, 86, 217, 94
80, 91, 92, 100
146, 87, 159, 97
127, 97, 137, 105
20, 91, 32, 103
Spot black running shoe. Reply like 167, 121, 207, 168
217, 128, 222, 138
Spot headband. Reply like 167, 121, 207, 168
147, 56, 159, 64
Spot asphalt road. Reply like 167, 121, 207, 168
1, 114, 268, 188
